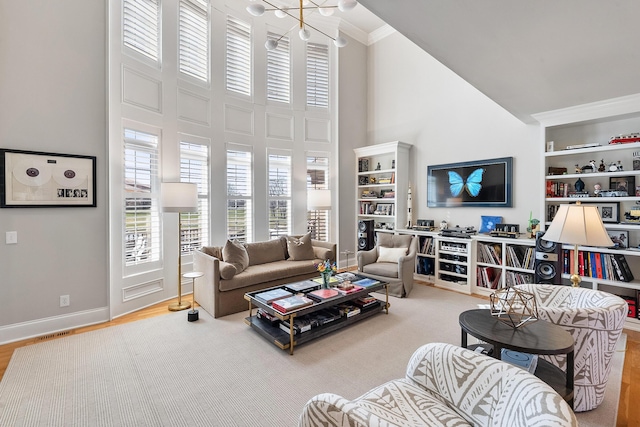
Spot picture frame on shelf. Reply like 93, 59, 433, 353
583, 202, 619, 223
0, 148, 97, 208
608, 176, 635, 196
358, 176, 369, 186
358, 158, 370, 173
374, 203, 393, 216
607, 230, 629, 249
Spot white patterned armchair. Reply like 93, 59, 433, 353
515, 284, 627, 412
299, 342, 577, 427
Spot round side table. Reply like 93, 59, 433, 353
183, 271, 204, 322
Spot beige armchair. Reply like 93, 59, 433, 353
514, 283, 627, 412
357, 233, 417, 297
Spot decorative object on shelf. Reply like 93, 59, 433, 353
183, 271, 204, 322
580, 160, 597, 173
375, 162, 381, 171
489, 286, 538, 329
479, 215, 502, 233
547, 166, 567, 175
162, 182, 199, 311
247, 0, 356, 50
574, 177, 585, 192
316, 259, 337, 289
546, 140, 554, 152
593, 183, 602, 196
427, 157, 513, 208
574, 164, 581, 174
370, 177, 376, 184
406, 185, 412, 228
440, 220, 448, 231
598, 159, 606, 172
358, 176, 369, 185
633, 151, 640, 170
542, 201, 614, 287
489, 223, 520, 238
358, 158, 369, 172
617, 160, 624, 171
608, 162, 619, 172
526, 212, 540, 238
609, 132, 640, 144
607, 230, 629, 249
391, 159, 395, 169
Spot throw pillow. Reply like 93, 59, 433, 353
218, 261, 237, 280
377, 246, 408, 263
286, 232, 315, 261
222, 239, 249, 273
480, 216, 502, 233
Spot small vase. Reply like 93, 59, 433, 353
321, 272, 332, 289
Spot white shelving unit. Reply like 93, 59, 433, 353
354, 142, 412, 239
534, 95, 640, 331
435, 236, 472, 294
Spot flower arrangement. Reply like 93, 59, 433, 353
316, 259, 337, 274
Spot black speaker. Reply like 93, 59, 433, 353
357, 220, 375, 251
534, 231, 563, 284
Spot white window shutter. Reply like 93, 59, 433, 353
123, 0, 160, 62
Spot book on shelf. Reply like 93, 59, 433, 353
271, 295, 314, 313
279, 315, 312, 335
352, 295, 379, 309
336, 303, 361, 318
500, 349, 538, 375
254, 288, 293, 304
564, 250, 634, 282
256, 309, 280, 326
307, 288, 341, 302
284, 280, 320, 293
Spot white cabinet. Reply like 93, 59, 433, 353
435, 236, 471, 294
535, 96, 640, 331
354, 142, 412, 237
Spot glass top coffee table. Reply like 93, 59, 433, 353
459, 309, 574, 408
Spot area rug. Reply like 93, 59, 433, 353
0, 284, 625, 426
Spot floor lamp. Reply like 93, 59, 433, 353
307, 189, 331, 240
162, 182, 198, 311
542, 201, 613, 287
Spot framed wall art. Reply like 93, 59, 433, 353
0, 148, 97, 208
609, 176, 635, 196
607, 230, 629, 249
427, 157, 513, 207
583, 202, 619, 223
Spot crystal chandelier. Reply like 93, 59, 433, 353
246, 0, 357, 50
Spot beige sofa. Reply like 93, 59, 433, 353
194, 235, 336, 318
299, 342, 578, 427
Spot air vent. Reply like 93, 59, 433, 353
35, 330, 73, 342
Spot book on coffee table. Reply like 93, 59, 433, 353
272, 295, 314, 313
254, 288, 293, 304
307, 288, 341, 302
353, 277, 380, 288
284, 280, 320, 293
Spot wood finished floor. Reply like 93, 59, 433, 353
0, 296, 638, 426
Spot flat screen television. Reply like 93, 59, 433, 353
427, 157, 512, 207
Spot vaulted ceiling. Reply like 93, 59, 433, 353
357, 0, 640, 123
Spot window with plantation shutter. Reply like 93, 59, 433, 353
266, 33, 290, 103
226, 16, 252, 96
123, 0, 160, 62
306, 42, 329, 108
226, 148, 253, 243
179, 0, 209, 82
180, 141, 209, 253
307, 156, 329, 241
123, 129, 161, 267
268, 153, 292, 238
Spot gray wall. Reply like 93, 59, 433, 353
0, 1, 109, 336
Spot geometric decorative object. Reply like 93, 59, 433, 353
489, 286, 538, 329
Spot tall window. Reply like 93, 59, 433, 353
266, 32, 290, 103
179, 0, 209, 82
226, 147, 253, 243
226, 15, 252, 96
307, 155, 329, 241
180, 141, 209, 253
123, 129, 161, 267
306, 42, 329, 108
268, 152, 292, 238
123, 0, 160, 62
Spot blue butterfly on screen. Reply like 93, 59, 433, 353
448, 168, 484, 197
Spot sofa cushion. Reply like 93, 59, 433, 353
286, 233, 315, 261
222, 240, 249, 273
377, 246, 407, 263
377, 233, 412, 249
362, 262, 399, 279
218, 259, 318, 292
201, 246, 222, 259
353, 378, 470, 426
245, 239, 286, 266
218, 261, 237, 280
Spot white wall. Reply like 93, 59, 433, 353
0, 1, 109, 340
366, 32, 542, 232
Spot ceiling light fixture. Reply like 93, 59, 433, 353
247, 0, 356, 50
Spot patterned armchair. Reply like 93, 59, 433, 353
515, 284, 627, 412
299, 342, 577, 427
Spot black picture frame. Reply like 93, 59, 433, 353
608, 176, 636, 196
427, 157, 513, 207
607, 230, 629, 249
583, 202, 619, 223
0, 148, 97, 208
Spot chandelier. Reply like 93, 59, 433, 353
246, 0, 358, 50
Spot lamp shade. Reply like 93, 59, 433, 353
307, 189, 331, 210
542, 203, 614, 247
161, 182, 198, 213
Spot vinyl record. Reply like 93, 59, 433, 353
12, 160, 52, 187
53, 166, 87, 188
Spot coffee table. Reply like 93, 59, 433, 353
245, 276, 388, 355
459, 309, 574, 408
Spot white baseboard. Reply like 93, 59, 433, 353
0, 307, 109, 345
